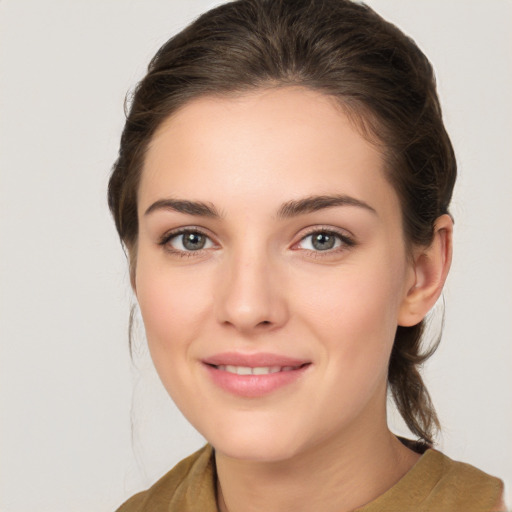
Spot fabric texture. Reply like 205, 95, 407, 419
116, 444, 504, 512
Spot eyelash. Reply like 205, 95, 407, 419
158, 227, 356, 258
159, 228, 214, 258
294, 227, 356, 257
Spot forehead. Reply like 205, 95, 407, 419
139, 87, 398, 217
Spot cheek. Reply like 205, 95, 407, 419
303, 263, 403, 331
297, 259, 406, 375
134, 256, 213, 374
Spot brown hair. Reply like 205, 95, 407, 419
108, 0, 456, 445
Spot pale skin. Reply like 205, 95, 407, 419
134, 87, 453, 512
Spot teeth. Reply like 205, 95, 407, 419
216, 365, 297, 375
233, 365, 252, 375
253, 366, 280, 375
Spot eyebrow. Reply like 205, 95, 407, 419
276, 194, 376, 219
144, 194, 376, 219
144, 199, 221, 218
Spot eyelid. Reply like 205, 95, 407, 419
158, 226, 218, 254
157, 225, 356, 256
292, 225, 356, 252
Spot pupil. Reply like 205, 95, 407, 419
312, 232, 335, 250
183, 233, 205, 250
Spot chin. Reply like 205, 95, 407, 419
201, 416, 312, 463
214, 436, 302, 463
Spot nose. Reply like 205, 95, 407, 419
215, 249, 289, 334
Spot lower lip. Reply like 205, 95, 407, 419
203, 364, 310, 398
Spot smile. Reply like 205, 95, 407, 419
214, 365, 302, 375
202, 354, 311, 398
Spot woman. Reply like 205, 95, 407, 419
108, 0, 505, 510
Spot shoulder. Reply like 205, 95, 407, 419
433, 450, 502, 486
424, 450, 505, 511
115, 445, 217, 512
358, 449, 505, 512
431, 450, 503, 510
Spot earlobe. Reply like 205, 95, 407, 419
398, 214, 453, 327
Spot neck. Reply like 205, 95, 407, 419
215, 406, 420, 512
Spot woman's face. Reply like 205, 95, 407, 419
135, 87, 416, 462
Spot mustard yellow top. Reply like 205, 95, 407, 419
116, 444, 505, 512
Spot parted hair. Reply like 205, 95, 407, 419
108, 0, 457, 445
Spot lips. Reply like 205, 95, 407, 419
203, 352, 309, 368
215, 364, 301, 375
202, 352, 311, 398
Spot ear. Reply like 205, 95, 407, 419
398, 214, 453, 327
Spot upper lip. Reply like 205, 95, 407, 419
202, 352, 310, 368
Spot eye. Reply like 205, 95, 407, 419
162, 230, 215, 252
296, 230, 353, 252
